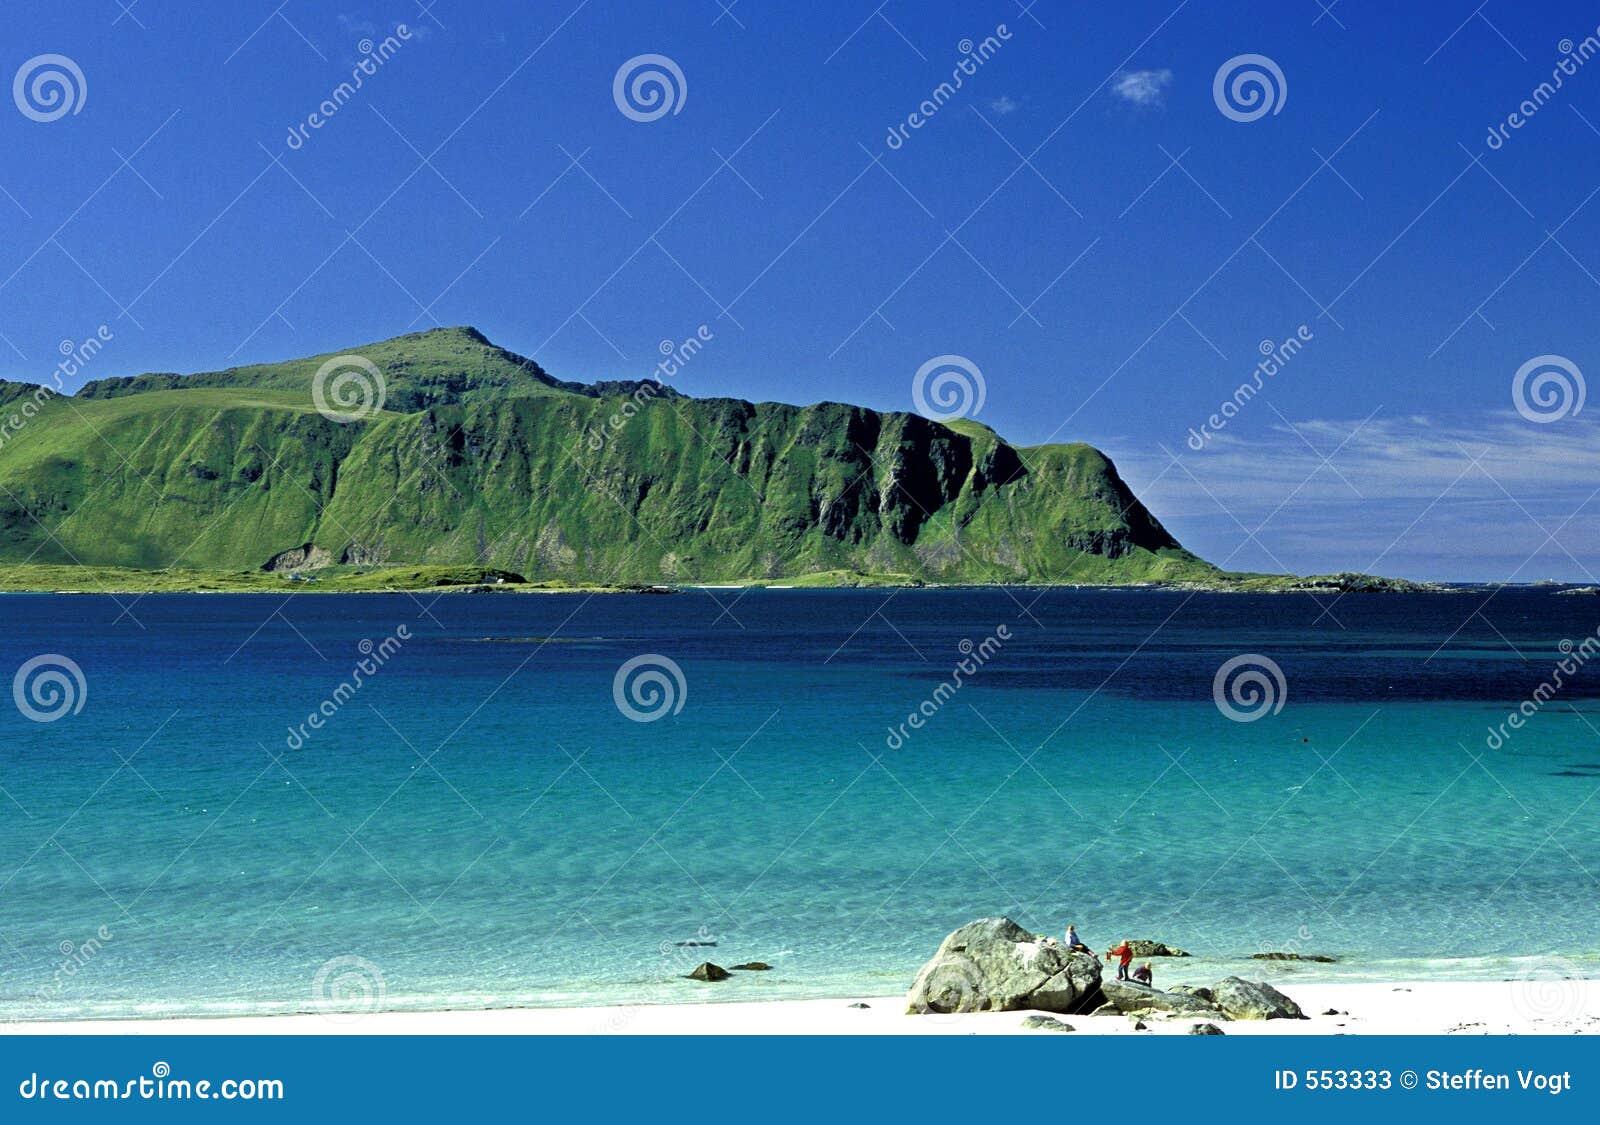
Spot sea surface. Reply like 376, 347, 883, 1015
2, 587, 1598, 1020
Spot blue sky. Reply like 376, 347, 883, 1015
3, 0, 1599, 580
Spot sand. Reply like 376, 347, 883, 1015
4, 980, 1596, 1035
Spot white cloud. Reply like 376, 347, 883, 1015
1108, 413, 1600, 581
988, 95, 1020, 116
1112, 69, 1173, 107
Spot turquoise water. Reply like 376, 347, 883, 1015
1, 589, 1597, 1019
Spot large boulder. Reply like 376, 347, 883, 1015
1098, 979, 1227, 1018
1210, 976, 1307, 1020
907, 917, 1102, 1015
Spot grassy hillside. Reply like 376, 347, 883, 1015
0, 327, 1220, 586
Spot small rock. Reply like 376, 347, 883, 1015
1131, 1019, 1148, 1030
1090, 1003, 1120, 1017
675, 941, 717, 947
1127, 940, 1191, 958
848, 1002, 870, 1009
1322, 1008, 1340, 1016
685, 962, 731, 982
729, 962, 771, 971
1021, 1014, 1074, 1031
1189, 1022, 1226, 1035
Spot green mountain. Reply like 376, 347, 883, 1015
0, 327, 1218, 585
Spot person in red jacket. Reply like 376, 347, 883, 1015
1106, 940, 1134, 981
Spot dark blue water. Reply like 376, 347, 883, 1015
1, 588, 1597, 1019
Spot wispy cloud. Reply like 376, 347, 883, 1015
1111, 69, 1173, 107
988, 95, 1020, 116
1110, 413, 1600, 581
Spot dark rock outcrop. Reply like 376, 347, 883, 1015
1189, 1021, 1226, 1035
1097, 979, 1224, 1018
685, 962, 730, 982
1252, 951, 1336, 963
1127, 940, 1191, 958
729, 962, 772, 971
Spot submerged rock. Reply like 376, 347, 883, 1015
729, 962, 772, 971
1252, 951, 1336, 963
686, 962, 731, 982
1210, 976, 1307, 1020
906, 917, 1102, 1015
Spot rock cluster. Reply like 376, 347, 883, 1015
906, 919, 1310, 1023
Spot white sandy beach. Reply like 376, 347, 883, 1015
5, 981, 1596, 1035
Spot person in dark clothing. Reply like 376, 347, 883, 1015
1132, 961, 1153, 986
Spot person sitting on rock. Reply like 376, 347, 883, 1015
1106, 939, 1134, 981
1064, 924, 1089, 953
1132, 961, 1153, 986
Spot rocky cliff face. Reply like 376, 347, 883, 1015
0, 328, 1212, 584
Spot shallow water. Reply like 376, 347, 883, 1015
1, 588, 1596, 1019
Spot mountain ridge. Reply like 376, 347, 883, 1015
0, 326, 1217, 585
